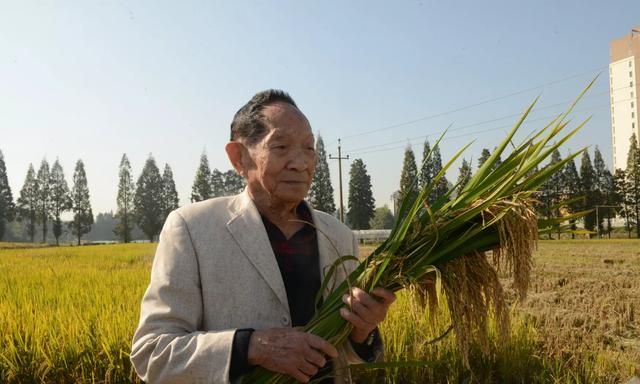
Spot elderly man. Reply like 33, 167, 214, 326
131, 90, 395, 383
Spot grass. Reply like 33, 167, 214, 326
0, 240, 638, 383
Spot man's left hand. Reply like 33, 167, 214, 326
340, 287, 396, 343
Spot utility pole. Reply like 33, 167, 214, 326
329, 139, 349, 223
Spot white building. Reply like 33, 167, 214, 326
610, 26, 640, 171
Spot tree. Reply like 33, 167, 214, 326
49, 159, 72, 245
477, 148, 502, 171
211, 168, 225, 197
0, 150, 15, 241
540, 149, 564, 238
425, 143, 449, 205
399, 145, 418, 210
370, 206, 394, 229
625, 133, 640, 237
347, 159, 375, 229
593, 147, 614, 237
35, 159, 51, 243
562, 157, 581, 238
161, 163, 180, 222
115, 154, 135, 243
613, 168, 632, 237
69, 160, 94, 245
134, 155, 163, 242
191, 153, 212, 202
418, 141, 433, 190
477, 148, 492, 169
579, 151, 597, 234
223, 170, 245, 195
456, 158, 472, 196
308, 135, 336, 214
17, 164, 38, 242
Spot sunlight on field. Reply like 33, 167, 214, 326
0, 241, 638, 383
356, 240, 640, 383
0, 244, 155, 383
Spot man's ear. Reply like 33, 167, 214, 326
225, 141, 248, 177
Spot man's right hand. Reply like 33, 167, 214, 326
247, 328, 339, 383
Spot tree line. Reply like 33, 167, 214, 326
392, 133, 640, 238
1, 132, 638, 241
0, 152, 247, 244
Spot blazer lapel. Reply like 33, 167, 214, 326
225, 191, 290, 314
311, 207, 345, 299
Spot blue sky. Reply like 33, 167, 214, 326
1, 1, 639, 215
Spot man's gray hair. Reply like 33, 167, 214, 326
230, 89, 298, 146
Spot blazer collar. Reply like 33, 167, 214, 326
225, 190, 342, 310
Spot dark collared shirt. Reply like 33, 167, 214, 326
229, 203, 375, 383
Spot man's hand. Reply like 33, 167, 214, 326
340, 287, 396, 343
247, 328, 338, 383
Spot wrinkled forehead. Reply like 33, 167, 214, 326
262, 102, 312, 135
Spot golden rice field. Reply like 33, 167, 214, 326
0, 240, 638, 383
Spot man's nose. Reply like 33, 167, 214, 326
287, 148, 311, 171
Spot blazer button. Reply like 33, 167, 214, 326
281, 315, 290, 325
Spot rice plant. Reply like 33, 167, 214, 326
242, 81, 596, 383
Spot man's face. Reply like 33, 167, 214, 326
242, 101, 316, 206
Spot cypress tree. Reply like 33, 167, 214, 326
429, 144, 449, 205
625, 133, 640, 237
49, 159, 72, 245
211, 168, 225, 197
223, 170, 246, 196
191, 153, 212, 202
543, 149, 564, 237
36, 159, 51, 243
17, 164, 38, 242
134, 155, 163, 242
399, 145, 418, 209
593, 147, 613, 236
161, 163, 180, 221
613, 168, 632, 237
477, 148, 492, 169
418, 141, 433, 190
308, 135, 336, 214
115, 154, 135, 243
0, 150, 15, 241
69, 160, 94, 245
562, 157, 581, 238
579, 151, 597, 234
456, 158, 472, 196
347, 159, 375, 230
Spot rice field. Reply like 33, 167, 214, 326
0, 240, 638, 383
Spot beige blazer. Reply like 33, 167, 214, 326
131, 190, 373, 384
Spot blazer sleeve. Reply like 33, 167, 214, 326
131, 211, 235, 384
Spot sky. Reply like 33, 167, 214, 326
1, 1, 639, 216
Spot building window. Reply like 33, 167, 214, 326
632, 71, 634, 77
633, 101, 635, 108
633, 112, 635, 118
631, 61, 633, 67
632, 81, 634, 87
634, 122, 636, 129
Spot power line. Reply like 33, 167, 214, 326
348, 99, 624, 157
330, 66, 606, 143
343, 85, 633, 157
